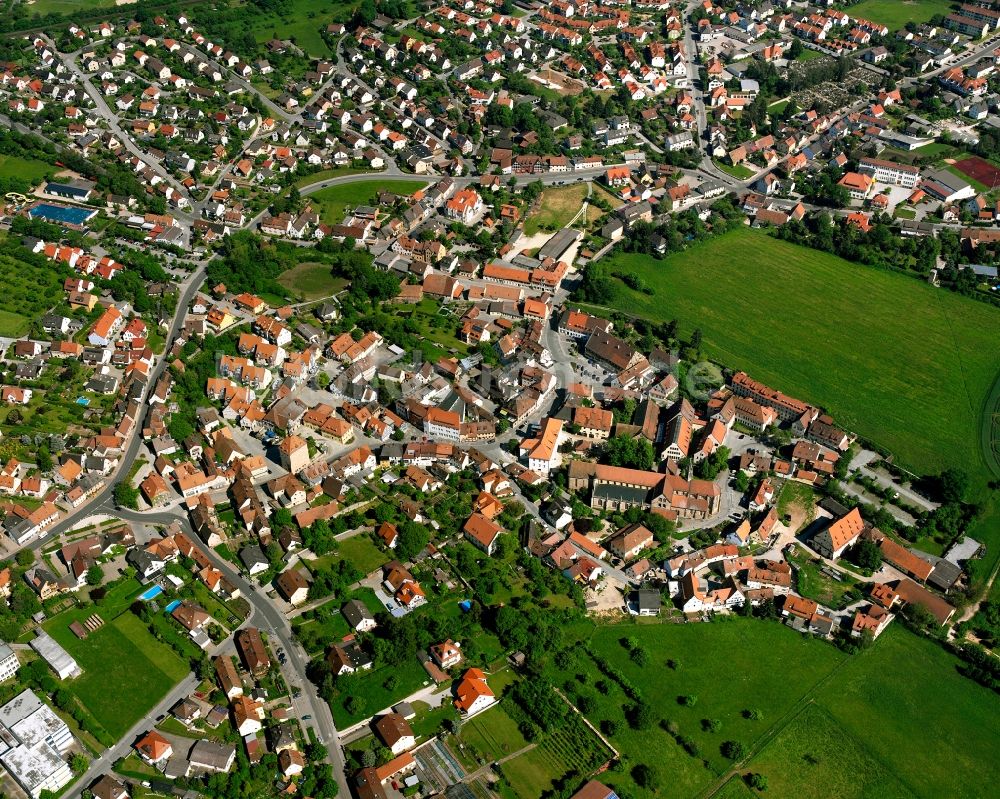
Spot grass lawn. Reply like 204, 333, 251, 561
0, 309, 29, 337
767, 99, 789, 115
309, 534, 389, 576
811, 625, 1000, 799
277, 261, 347, 301
712, 159, 754, 179
745, 704, 914, 799
523, 183, 590, 236
589, 228, 1000, 480
459, 703, 529, 764
838, 0, 954, 30
548, 619, 846, 798
776, 482, 816, 527
797, 48, 825, 61
44, 611, 189, 740
329, 656, 429, 727
388, 298, 470, 360
245, 0, 343, 57
712, 778, 758, 799
294, 167, 373, 189
786, 546, 860, 610
0, 154, 53, 183
309, 178, 426, 224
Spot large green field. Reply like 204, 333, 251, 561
746, 705, 914, 799
551, 620, 1000, 799
44, 609, 190, 740
836, 0, 955, 30
589, 229, 1000, 480
547, 619, 847, 798
22, 0, 112, 16
309, 178, 426, 225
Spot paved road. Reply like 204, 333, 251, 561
51, 36, 193, 218
29, 258, 209, 551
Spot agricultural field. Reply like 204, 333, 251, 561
276, 261, 347, 301
499, 713, 613, 799
838, 0, 954, 30
309, 178, 426, 225
0, 154, 53, 183
43, 606, 189, 741
523, 183, 590, 235
591, 229, 1000, 481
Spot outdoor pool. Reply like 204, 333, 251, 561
139, 584, 164, 601
164, 599, 181, 612
75, 397, 90, 406
29, 203, 96, 226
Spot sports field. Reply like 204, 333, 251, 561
952, 156, 1000, 188
589, 228, 1000, 480
840, 0, 954, 30
309, 178, 426, 224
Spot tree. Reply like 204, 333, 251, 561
629, 701, 656, 730
632, 764, 655, 788
748, 773, 769, 791
789, 38, 803, 59
85, 565, 103, 586
114, 481, 139, 510
15, 549, 33, 568
604, 435, 655, 470
35, 445, 52, 473
937, 468, 969, 504
852, 538, 882, 571
722, 740, 747, 760
396, 522, 429, 561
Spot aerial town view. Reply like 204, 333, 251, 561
0, 0, 996, 797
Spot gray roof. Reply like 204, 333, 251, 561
342, 598, 374, 629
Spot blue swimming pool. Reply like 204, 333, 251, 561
75, 397, 90, 406
164, 599, 181, 612
139, 584, 164, 601
29, 203, 96, 226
